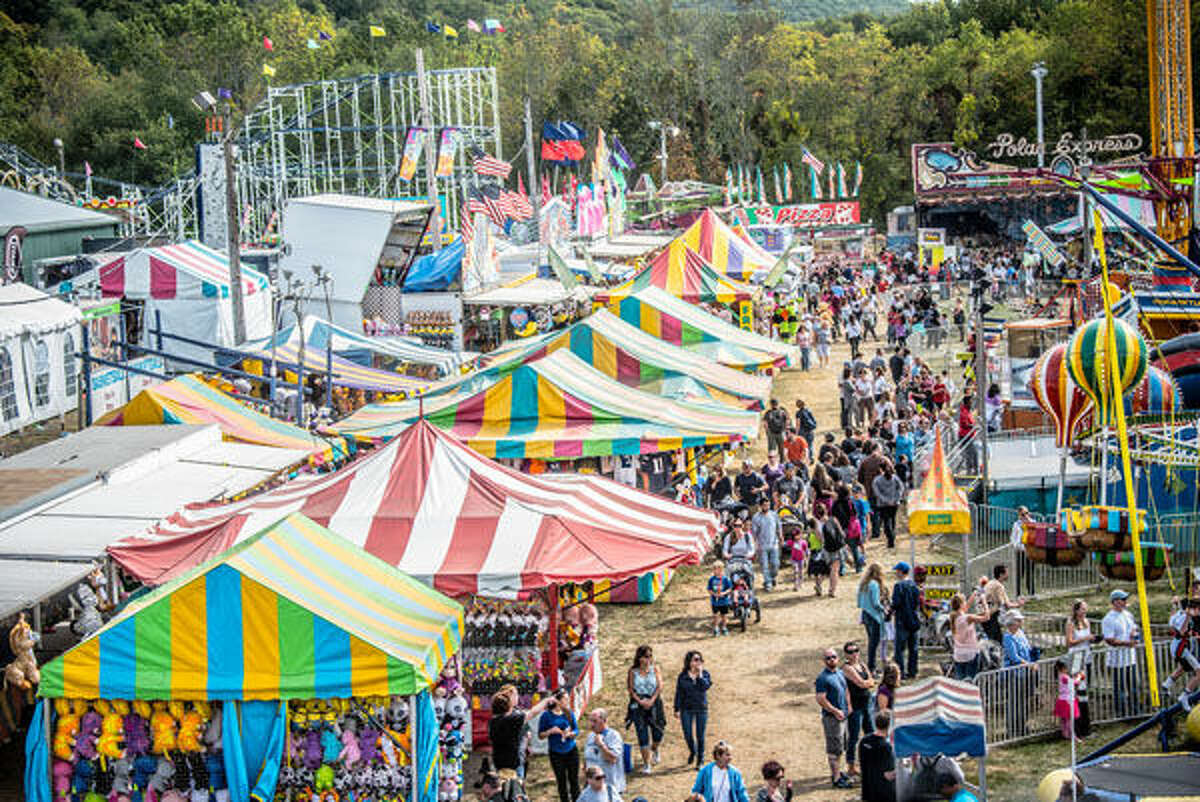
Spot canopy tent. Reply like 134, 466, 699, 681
109, 420, 717, 599
256, 314, 467, 376
1047, 193, 1157, 235
96, 240, 273, 362
48, 512, 463, 699
892, 677, 986, 758
610, 286, 798, 370
678, 208, 775, 280
402, 236, 465, 292
237, 340, 432, 395
593, 241, 757, 305
0, 283, 82, 438
95, 374, 346, 463
908, 430, 971, 535
324, 349, 761, 454
475, 309, 770, 409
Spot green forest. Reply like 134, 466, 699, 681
0, 0, 1164, 221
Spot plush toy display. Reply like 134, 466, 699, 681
4, 613, 40, 690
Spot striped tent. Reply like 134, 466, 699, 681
99, 241, 270, 300
46, 512, 463, 699
256, 315, 468, 376
96, 374, 347, 463
907, 429, 970, 535
594, 241, 756, 305
677, 209, 775, 280
325, 349, 761, 453
108, 420, 717, 599
611, 286, 798, 370
893, 677, 986, 758
238, 341, 432, 395
474, 309, 771, 410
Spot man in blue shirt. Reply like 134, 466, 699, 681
815, 648, 854, 789
750, 499, 781, 590
891, 562, 922, 679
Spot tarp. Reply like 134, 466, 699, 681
907, 430, 970, 535
678, 209, 775, 279
96, 374, 346, 463
893, 677, 986, 758
594, 241, 757, 305
48, 512, 463, 699
253, 314, 466, 375
611, 286, 798, 370
108, 420, 717, 598
475, 309, 770, 409
325, 349, 761, 453
239, 340, 432, 395
402, 237, 465, 292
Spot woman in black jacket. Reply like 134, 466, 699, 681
674, 650, 712, 767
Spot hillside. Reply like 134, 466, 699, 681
678, 0, 912, 21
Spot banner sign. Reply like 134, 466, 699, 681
984, 131, 1143, 161
435, 128, 459, 178
1022, 219, 1067, 267
88, 355, 164, 417
398, 127, 427, 182
742, 202, 860, 227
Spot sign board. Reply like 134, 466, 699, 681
923, 587, 957, 601
924, 563, 957, 577
983, 131, 1142, 162
741, 202, 861, 228
88, 355, 165, 418
1022, 219, 1067, 267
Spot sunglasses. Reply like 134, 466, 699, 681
845, 648, 859, 654
824, 655, 838, 661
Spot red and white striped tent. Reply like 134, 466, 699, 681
109, 419, 717, 598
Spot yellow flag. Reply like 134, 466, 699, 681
444, 25, 458, 38
261, 63, 276, 77
369, 25, 386, 37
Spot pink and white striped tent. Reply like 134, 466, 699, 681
99, 240, 269, 300
109, 419, 717, 598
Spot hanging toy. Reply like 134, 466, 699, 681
320, 724, 341, 765
97, 712, 126, 760
77, 711, 103, 760
177, 707, 204, 753
338, 718, 361, 768
3, 613, 40, 690
52, 711, 79, 761
149, 703, 177, 755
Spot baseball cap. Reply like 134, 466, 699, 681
1110, 589, 1130, 601
893, 561, 911, 574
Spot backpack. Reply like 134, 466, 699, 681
822, 519, 845, 553
846, 516, 862, 543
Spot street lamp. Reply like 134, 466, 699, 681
52, 138, 65, 177
647, 120, 680, 185
1030, 62, 1048, 168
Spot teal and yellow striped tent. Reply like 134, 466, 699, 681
38, 512, 464, 700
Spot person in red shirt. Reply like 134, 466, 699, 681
931, 377, 950, 411
783, 430, 809, 467
958, 395, 976, 439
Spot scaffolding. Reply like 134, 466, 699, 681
235, 66, 501, 243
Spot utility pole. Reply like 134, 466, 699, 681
1031, 62, 1048, 168
222, 105, 246, 343
415, 49, 441, 251
524, 96, 541, 251
974, 289, 989, 506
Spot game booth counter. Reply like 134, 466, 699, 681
106, 420, 718, 747
26, 512, 466, 802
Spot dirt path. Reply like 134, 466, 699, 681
523, 337, 943, 802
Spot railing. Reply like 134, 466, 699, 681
1144, 513, 1200, 561
968, 503, 1032, 554
965, 541, 1102, 599
976, 639, 1173, 747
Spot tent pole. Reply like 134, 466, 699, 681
546, 583, 560, 691
977, 757, 987, 800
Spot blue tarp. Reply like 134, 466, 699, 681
403, 237, 465, 292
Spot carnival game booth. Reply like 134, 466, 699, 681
95, 374, 348, 468
473, 309, 771, 410
108, 421, 717, 746
233, 336, 433, 399
461, 273, 595, 351
94, 241, 274, 364
0, 283, 82, 437
609, 286, 798, 371
677, 209, 775, 281
892, 677, 988, 799
27, 512, 464, 802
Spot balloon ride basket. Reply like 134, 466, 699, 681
1022, 521, 1086, 567
1097, 541, 1173, 582
1060, 505, 1146, 552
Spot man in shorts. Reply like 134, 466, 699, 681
815, 648, 854, 789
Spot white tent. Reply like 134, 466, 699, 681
0, 283, 82, 437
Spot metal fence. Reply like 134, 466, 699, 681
965, 541, 1103, 599
976, 639, 1173, 747
968, 503, 1031, 554
1146, 513, 1200, 561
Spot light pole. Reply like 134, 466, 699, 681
52, 138, 65, 178
647, 120, 680, 185
1031, 62, 1048, 168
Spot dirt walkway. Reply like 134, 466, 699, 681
523, 337, 943, 802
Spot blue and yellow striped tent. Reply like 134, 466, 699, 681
38, 512, 464, 700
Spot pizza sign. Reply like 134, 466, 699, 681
771, 202, 861, 227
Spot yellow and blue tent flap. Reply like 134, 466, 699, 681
39, 512, 463, 700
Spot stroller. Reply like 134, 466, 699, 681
726, 557, 761, 631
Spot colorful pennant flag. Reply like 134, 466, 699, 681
435, 128, 459, 178
541, 121, 586, 166
467, 19, 482, 32
809, 164, 821, 200
444, 25, 458, 39
483, 19, 505, 34
319, 30, 333, 41
370, 25, 387, 37
609, 134, 635, 172
262, 63, 276, 77
263, 35, 274, 51
837, 163, 848, 198
132, 137, 147, 150
773, 165, 783, 205
424, 22, 440, 34
784, 163, 794, 201
547, 244, 579, 290
83, 161, 92, 177
853, 161, 863, 197
398, 127, 427, 182
755, 166, 766, 204
801, 147, 825, 174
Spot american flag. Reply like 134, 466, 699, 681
500, 189, 533, 221
801, 147, 824, 174
468, 186, 506, 227
473, 152, 511, 178
460, 203, 474, 243
541, 175, 552, 205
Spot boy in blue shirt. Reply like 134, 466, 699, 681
707, 562, 733, 636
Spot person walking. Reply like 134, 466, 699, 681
584, 709, 626, 794
764, 399, 790, 458
754, 760, 792, 802
816, 647, 854, 789
891, 562, 922, 679
1010, 506, 1036, 597
949, 589, 990, 680
871, 464, 905, 549
625, 645, 664, 774
795, 400, 817, 451
842, 641, 875, 782
538, 688, 581, 802
751, 498, 781, 591
578, 765, 622, 802
1101, 589, 1139, 718
813, 505, 845, 598
858, 711, 897, 802
675, 650, 712, 767
857, 564, 888, 673
687, 741, 751, 802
